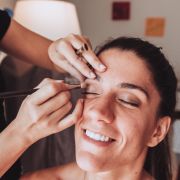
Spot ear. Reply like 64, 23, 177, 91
147, 116, 171, 147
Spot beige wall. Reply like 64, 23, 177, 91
68, 0, 180, 83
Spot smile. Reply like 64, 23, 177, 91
84, 129, 114, 142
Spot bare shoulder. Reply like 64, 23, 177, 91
56, 162, 84, 179
20, 162, 84, 180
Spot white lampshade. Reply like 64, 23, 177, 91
13, 0, 81, 40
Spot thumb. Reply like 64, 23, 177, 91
57, 99, 84, 130
72, 98, 84, 123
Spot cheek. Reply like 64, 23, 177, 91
114, 108, 155, 143
82, 98, 97, 115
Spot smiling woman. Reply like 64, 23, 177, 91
21, 37, 177, 180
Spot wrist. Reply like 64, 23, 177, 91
4, 119, 35, 148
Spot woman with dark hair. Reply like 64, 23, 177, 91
22, 37, 177, 180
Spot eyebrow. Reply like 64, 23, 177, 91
94, 74, 149, 99
118, 83, 149, 99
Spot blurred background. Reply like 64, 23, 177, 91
0, 0, 180, 179
1, 0, 180, 81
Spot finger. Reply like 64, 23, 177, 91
67, 35, 106, 73
47, 101, 72, 126
40, 91, 71, 116
49, 42, 85, 81
56, 40, 96, 79
57, 99, 84, 130
50, 37, 95, 79
81, 35, 92, 49
71, 98, 84, 123
66, 34, 88, 50
83, 49, 106, 72
52, 56, 85, 82
29, 82, 69, 105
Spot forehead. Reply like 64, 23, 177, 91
84, 48, 161, 105
95, 48, 153, 87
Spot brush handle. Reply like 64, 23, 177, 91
0, 89, 38, 99
0, 85, 83, 99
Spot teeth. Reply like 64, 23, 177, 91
85, 130, 111, 142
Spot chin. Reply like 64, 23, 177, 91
76, 151, 108, 172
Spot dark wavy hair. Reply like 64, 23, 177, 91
95, 37, 177, 180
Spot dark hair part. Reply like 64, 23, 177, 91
96, 37, 177, 180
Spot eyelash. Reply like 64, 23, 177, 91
81, 92, 99, 95
82, 92, 139, 108
118, 99, 139, 107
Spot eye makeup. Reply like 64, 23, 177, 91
118, 98, 140, 107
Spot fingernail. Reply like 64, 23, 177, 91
99, 64, 106, 71
89, 72, 96, 78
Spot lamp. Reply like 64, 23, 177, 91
10, 0, 81, 76
13, 0, 81, 40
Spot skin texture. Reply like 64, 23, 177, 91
75, 48, 170, 179
21, 48, 170, 180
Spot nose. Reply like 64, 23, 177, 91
86, 96, 115, 124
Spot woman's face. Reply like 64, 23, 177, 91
75, 48, 161, 172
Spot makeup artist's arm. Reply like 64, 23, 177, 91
0, 78, 83, 177
0, 19, 56, 71
0, 19, 106, 81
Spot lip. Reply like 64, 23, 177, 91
81, 128, 115, 147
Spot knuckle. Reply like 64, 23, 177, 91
46, 118, 54, 127
48, 83, 60, 94
25, 97, 34, 107
23, 98, 44, 123
31, 109, 41, 122
57, 39, 68, 50
31, 114, 39, 122
63, 102, 72, 113
60, 91, 71, 103
80, 62, 90, 71
83, 36, 90, 43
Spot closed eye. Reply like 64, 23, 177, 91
119, 99, 140, 107
82, 92, 99, 95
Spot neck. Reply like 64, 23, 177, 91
80, 148, 154, 180
83, 155, 152, 180
84, 169, 149, 180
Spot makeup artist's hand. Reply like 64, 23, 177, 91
13, 78, 84, 144
48, 34, 106, 82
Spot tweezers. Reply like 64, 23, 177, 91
0, 86, 84, 99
